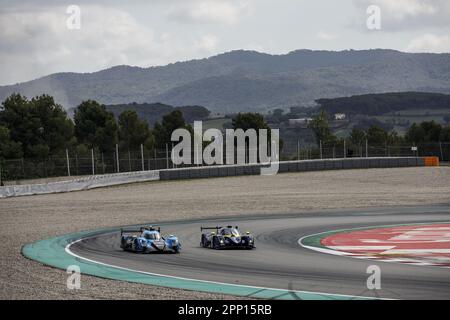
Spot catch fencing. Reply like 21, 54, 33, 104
0, 142, 448, 185
0, 156, 438, 198
281, 141, 450, 161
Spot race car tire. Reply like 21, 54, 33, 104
133, 238, 141, 252
212, 237, 220, 250
201, 235, 208, 248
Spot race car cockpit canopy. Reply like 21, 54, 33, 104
143, 231, 161, 240
220, 228, 240, 237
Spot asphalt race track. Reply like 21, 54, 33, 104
70, 205, 450, 300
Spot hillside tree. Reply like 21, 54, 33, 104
118, 110, 154, 151
74, 100, 118, 152
0, 94, 74, 158
308, 110, 337, 145
153, 110, 192, 148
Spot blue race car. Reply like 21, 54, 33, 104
120, 226, 181, 253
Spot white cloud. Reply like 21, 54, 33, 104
406, 33, 450, 53
195, 34, 220, 52
353, 0, 450, 30
1, 0, 449, 86
0, 4, 223, 84
167, 0, 249, 25
317, 31, 338, 41
374, 0, 436, 19
0, 6, 155, 81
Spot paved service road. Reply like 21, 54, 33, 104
70, 205, 450, 300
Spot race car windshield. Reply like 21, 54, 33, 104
144, 233, 160, 240
221, 228, 240, 236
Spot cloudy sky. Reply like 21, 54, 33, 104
0, 0, 449, 85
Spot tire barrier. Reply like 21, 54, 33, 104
0, 157, 434, 198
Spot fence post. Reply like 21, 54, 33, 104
141, 144, 145, 171
101, 152, 105, 174
91, 149, 95, 175
75, 153, 79, 175
297, 139, 300, 160
343, 140, 346, 159
128, 150, 131, 172
66, 148, 71, 177
365, 140, 368, 158
21, 158, 25, 177
154, 149, 157, 170
166, 144, 169, 169
333, 145, 336, 159
172, 142, 175, 168
116, 144, 120, 173
439, 142, 444, 161
319, 140, 323, 159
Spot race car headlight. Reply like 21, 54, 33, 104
220, 239, 224, 244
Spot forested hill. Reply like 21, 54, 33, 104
104, 103, 210, 125
316, 92, 450, 116
1, 49, 450, 113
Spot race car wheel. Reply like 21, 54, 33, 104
120, 238, 127, 250
212, 237, 220, 250
201, 235, 208, 248
133, 238, 141, 252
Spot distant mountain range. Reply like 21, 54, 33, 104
1, 49, 450, 114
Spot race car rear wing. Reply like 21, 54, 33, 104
121, 226, 161, 235
200, 226, 239, 232
201, 226, 222, 232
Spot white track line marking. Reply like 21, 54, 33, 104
65, 235, 385, 300
328, 246, 395, 251
298, 222, 450, 269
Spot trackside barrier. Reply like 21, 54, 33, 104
0, 157, 435, 198
424, 156, 440, 167
0, 170, 159, 198
158, 157, 431, 181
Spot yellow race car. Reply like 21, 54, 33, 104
200, 226, 255, 250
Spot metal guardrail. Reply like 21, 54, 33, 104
0, 170, 159, 198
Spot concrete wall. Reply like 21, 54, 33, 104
159, 157, 425, 181
0, 157, 428, 198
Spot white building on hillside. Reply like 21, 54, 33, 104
334, 113, 346, 120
